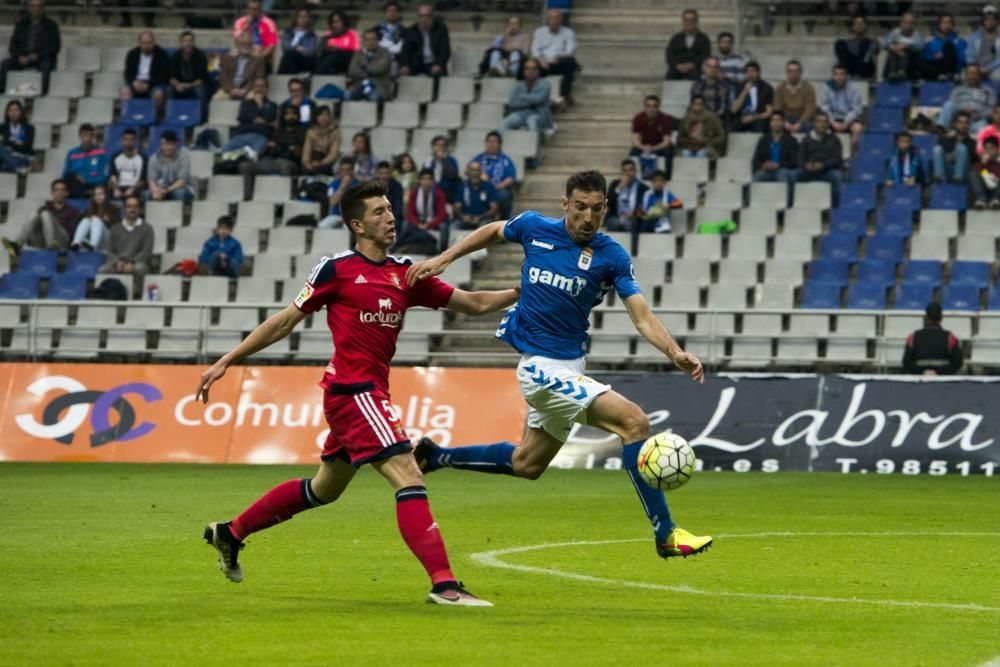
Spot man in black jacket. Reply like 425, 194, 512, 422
797, 111, 844, 206
400, 3, 450, 77
0, 0, 60, 95
665, 9, 710, 80
121, 30, 170, 109
902, 303, 963, 375
606, 160, 649, 232
752, 112, 798, 205
168, 30, 210, 125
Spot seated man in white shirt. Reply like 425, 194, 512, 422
530, 9, 579, 105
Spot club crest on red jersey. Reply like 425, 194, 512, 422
387, 271, 401, 288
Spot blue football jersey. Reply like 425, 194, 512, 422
496, 211, 641, 360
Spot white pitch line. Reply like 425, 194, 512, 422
975, 659, 1000, 667
469, 532, 1000, 613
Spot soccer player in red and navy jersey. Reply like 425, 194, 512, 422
198, 180, 519, 606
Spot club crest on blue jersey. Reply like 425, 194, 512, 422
578, 247, 593, 270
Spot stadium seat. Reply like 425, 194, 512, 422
908, 234, 951, 262
772, 235, 813, 261
917, 81, 953, 106
964, 210, 999, 236
846, 282, 887, 309
90, 71, 123, 99
63, 45, 101, 72
901, 260, 943, 287
928, 184, 967, 210
435, 77, 475, 104
749, 182, 787, 208
754, 283, 794, 308
704, 181, 744, 208
715, 158, 752, 184
65, 252, 105, 277
682, 235, 723, 260
381, 101, 420, 129
893, 283, 934, 309
120, 99, 157, 126
818, 234, 859, 262
829, 208, 868, 238
148, 125, 185, 154
941, 284, 980, 311
424, 102, 463, 129
918, 210, 958, 236
808, 258, 850, 286
50, 71, 87, 99
800, 282, 841, 309
848, 154, 885, 183
18, 250, 58, 278
165, 100, 201, 127
75, 97, 114, 126
728, 338, 773, 368
791, 182, 831, 209
875, 206, 914, 237
780, 209, 820, 236
866, 106, 904, 133
955, 236, 998, 263
764, 259, 805, 285
858, 133, 894, 159
874, 81, 912, 107
253, 176, 292, 203
727, 235, 768, 261
881, 185, 921, 213
396, 76, 435, 103
865, 235, 905, 263
0, 273, 40, 299
340, 102, 378, 128
911, 133, 936, 163
660, 283, 701, 309
856, 258, 896, 286
6, 70, 42, 93
949, 260, 991, 288
673, 157, 710, 183
670, 258, 711, 285
479, 78, 516, 103
32, 97, 70, 125
717, 258, 758, 285
839, 182, 877, 211
209, 175, 244, 202
988, 288, 1000, 310
466, 103, 504, 130
635, 234, 676, 259
268, 228, 308, 254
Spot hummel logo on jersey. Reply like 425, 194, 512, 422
527, 266, 588, 296
531, 239, 555, 250
354, 274, 368, 284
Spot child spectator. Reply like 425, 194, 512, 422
199, 216, 244, 277
640, 170, 683, 233
885, 131, 926, 187
970, 136, 1000, 209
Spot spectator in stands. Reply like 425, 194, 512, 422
168, 31, 210, 125
198, 215, 244, 278
233, 0, 278, 64
221, 78, 276, 158
677, 95, 725, 158
71, 185, 119, 252
401, 3, 451, 77
340, 131, 379, 180
480, 15, 529, 78
318, 157, 355, 229
215, 32, 267, 101
970, 136, 1000, 209
774, 60, 816, 133
885, 131, 926, 188
716, 31, 747, 85
120, 31, 170, 108
315, 10, 359, 75
902, 303, 963, 375
0, 100, 34, 174
375, 160, 405, 220
423, 135, 462, 203
919, 14, 966, 81
63, 124, 109, 200
108, 128, 147, 200
145, 130, 192, 203
372, 1, 407, 76
797, 111, 843, 206
937, 64, 996, 133
278, 8, 318, 75
346, 29, 393, 102
301, 106, 340, 176
394, 153, 418, 200
640, 169, 683, 233
665, 9, 710, 80
967, 6, 1000, 88
630, 95, 674, 179
729, 61, 773, 133
691, 56, 731, 121
606, 160, 648, 232
530, 9, 578, 104
0, 0, 60, 96
2, 179, 79, 255
934, 111, 974, 184
499, 58, 554, 144
99, 195, 153, 278
977, 104, 1000, 153
472, 131, 517, 218
834, 14, 879, 80
407, 167, 448, 231
279, 77, 316, 126
752, 111, 798, 196
882, 10, 923, 82
239, 105, 305, 198
819, 64, 864, 154
454, 161, 499, 228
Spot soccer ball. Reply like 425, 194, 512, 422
636, 432, 696, 491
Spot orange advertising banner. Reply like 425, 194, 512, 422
0, 363, 526, 464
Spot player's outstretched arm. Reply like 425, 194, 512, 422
196, 304, 307, 402
445, 286, 520, 316
623, 294, 705, 384
405, 220, 508, 285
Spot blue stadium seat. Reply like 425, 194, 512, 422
147, 125, 184, 155
911, 133, 937, 163
928, 184, 967, 210
809, 258, 851, 286
17, 250, 57, 278
875, 206, 914, 236
164, 99, 201, 127
47, 273, 87, 300
988, 287, 1000, 310
867, 106, 904, 133
881, 185, 922, 212
858, 133, 894, 159
120, 99, 156, 126
65, 252, 105, 277
874, 81, 913, 107
839, 182, 877, 210
818, 233, 859, 262
856, 259, 896, 287
894, 283, 934, 309
67, 198, 89, 213
917, 81, 953, 106
0, 272, 40, 299
848, 155, 884, 183
829, 208, 868, 238
949, 260, 991, 288
800, 282, 842, 309
846, 282, 887, 309
865, 235, 905, 263
941, 284, 980, 311
902, 260, 943, 287
103, 124, 139, 155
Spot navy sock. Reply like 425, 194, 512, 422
622, 439, 675, 543
433, 442, 516, 475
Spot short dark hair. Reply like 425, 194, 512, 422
124, 194, 142, 207
770, 110, 785, 120
787, 59, 802, 69
644, 94, 660, 105
833, 64, 848, 73
895, 130, 912, 140
689, 94, 705, 104
851, 13, 867, 23
718, 31, 734, 41
339, 155, 356, 166
217, 215, 234, 229
814, 110, 829, 120
485, 130, 502, 143
160, 129, 178, 143
51, 178, 68, 190
985, 136, 999, 149
954, 110, 971, 121
745, 60, 761, 71
79, 123, 95, 133
383, 1, 401, 10
418, 167, 435, 178
122, 128, 138, 137
621, 158, 636, 169
180, 29, 194, 39
288, 77, 305, 90
363, 28, 378, 39
376, 160, 391, 171
926, 302, 942, 322
431, 134, 448, 146
341, 180, 388, 227
565, 170, 607, 198
650, 169, 668, 180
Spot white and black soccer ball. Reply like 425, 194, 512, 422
637, 432, 696, 491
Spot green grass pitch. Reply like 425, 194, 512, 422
1, 463, 998, 666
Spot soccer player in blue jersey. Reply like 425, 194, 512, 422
406, 170, 712, 559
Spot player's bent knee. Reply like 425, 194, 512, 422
516, 463, 547, 480
621, 406, 650, 443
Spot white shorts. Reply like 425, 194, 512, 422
516, 354, 611, 442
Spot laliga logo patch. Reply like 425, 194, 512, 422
294, 283, 315, 307
578, 247, 593, 270
16, 376, 162, 446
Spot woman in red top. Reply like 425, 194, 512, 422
315, 10, 359, 75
